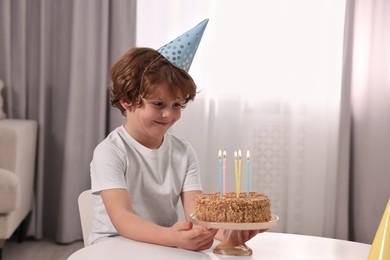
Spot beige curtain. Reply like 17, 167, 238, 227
0, 0, 136, 243
346, 0, 390, 244
1, 0, 388, 245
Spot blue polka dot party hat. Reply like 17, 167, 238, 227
157, 19, 209, 72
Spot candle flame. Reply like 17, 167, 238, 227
218, 150, 222, 159
247, 150, 250, 160
223, 150, 226, 158
238, 150, 242, 159
234, 151, 237, 159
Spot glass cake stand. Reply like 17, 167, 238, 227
189, 213, 279, 256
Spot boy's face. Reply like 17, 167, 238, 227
125, 82, 186, 149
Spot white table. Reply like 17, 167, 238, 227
68, 232, 371, 260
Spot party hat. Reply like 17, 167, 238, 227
157, 19, 209, 72
368, 198, 390, 260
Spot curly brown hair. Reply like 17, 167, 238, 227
110, 47, 197, 116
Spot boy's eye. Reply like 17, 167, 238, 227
173, 103, 186, 110
152, 101, 164, 107
146, 99, 186, 110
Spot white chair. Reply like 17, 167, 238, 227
0, 119, 38, 259
78, 189, 93, 247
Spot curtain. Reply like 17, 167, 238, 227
0, 0, 136, 243
346, 0, 390, 244
138, 0, 390, 243
1, 0, 389, 245
138, 0, 347, 239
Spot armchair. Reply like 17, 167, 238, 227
0, 119, 38, 259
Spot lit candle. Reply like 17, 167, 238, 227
219, 150, 222, 197
246, 150, 250, 196
223, 151, 226, 194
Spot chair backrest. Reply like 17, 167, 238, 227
78, 189, 93, 247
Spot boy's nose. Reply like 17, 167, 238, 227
162, 107, 173, 117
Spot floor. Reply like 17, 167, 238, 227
2, 238, 83, 260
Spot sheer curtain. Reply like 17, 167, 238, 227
137, 0, 346, 238
0, 0, 136, 243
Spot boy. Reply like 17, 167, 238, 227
89, 20, 217, 250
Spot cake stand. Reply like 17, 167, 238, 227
189, 213, 279, 256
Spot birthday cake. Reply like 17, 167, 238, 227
195, 192, 272, 223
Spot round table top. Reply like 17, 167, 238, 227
68, 232, 371, 260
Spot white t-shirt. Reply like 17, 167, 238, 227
89, 125, 202, 245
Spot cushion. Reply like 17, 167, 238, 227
0, 79, 6, 119
0, 168, 20, 213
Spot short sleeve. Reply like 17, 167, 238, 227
90, 142, 127, 194
182, 144, 202, 192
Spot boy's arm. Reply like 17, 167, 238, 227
181, 190, 221, 239
101, 188, 216, 251
180, 190, 201, 220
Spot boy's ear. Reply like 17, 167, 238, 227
120, 99, 131, 110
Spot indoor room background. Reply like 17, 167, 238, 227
0, 0, 389, 246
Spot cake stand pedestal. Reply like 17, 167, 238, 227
213, 229, 253, 256
189, 213, 279, 256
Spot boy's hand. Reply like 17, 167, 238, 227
170, 221, 218, 251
